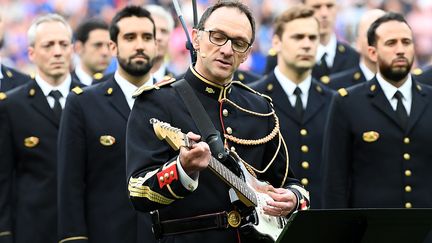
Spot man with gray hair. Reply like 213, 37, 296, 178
145, 4, 176, 81
0, 13, 83, 243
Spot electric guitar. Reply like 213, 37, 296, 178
150, 118, 288, 242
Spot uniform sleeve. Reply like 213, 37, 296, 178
0, 100, 14, 243
322, 95, 352, 208
126, 92, 194, 213
57, 93, 89, 242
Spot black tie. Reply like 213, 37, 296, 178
294, 87, 304, 119
320, 53, 329, 75
49, 90, 62, 122
394, 91, 408, 128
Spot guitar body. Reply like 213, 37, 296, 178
231, 154, 287, 242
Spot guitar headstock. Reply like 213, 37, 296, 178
150, 118, 187, 151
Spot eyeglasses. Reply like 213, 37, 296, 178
201, 29, 251, 53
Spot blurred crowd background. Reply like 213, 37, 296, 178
1, 0, 432, 76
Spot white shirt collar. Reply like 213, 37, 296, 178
75, 64, 93, 86
114, 71, 153, 109
359, 61, 375, 81
152, 62, 168, 83
35, 74, 72, 99
376, 73, 412, 114
274, 66, 311, 109
316, 34, 337, 67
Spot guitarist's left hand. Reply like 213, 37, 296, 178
262, 186, 297, 217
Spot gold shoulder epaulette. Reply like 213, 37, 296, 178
132, 77, 176, 98
72, 86, 84, 95
0, 92, 7, 101
337, 88, 348, 97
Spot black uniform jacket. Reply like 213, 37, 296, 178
326, 66, 367, 90
57, 78, 152, 243
0, 65, 31, 92
322, 77, 432, 209
71, 70, 113, 86
0, 78, 83, 243
126, 67, 308, 243
250, 72, 334, 208
312, 42, 360, 82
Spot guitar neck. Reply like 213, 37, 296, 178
150, 118, 258, 207
184, 136, 258, 206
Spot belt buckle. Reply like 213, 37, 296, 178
227, 210, 241, 228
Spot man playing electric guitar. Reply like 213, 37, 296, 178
126, 1, 310, 243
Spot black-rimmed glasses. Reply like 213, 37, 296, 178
201, 29, 251, 53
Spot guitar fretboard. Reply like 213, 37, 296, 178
185, 135, 258, 206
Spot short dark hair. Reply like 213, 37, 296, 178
109, 5, 156, 43
74, 18, 109, 44
273, 5, 317, 38
195, 0, 256, 45
367, 12, 410, 46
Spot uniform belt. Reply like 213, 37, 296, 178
151, 211, 238, 239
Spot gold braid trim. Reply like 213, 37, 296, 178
237, 130, 290, 187
222, 98, 280, 146
220, 98, 288, 187
128, 178, 174, 205
59, 236, 89, 243
0, 231, 11, 237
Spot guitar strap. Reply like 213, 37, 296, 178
172, 79, 228, 161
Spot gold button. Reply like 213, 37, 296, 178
226, 127, 233, 135
170, 171, 174, 177
301, 161, 310, 169
164, 173, 169, 179
403, 153, 410, 160
230, 146, 236, 152
301, 145, 309, 153
223, 109, 229, 117
301, 178, 309, 186
405, 185, 412, 192
405, 170, 412, 177
300, 129, 308, 136
404, 137, 410, 144
159, 176, 165, 182
405, 202, 412, 208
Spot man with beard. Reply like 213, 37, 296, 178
57, 6, 156, 243
322, 12, 432, 209
0, 13, 30, 92
251, 5, 333, 209
126, 1, 309, 242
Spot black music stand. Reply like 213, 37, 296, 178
277, 209, 432, 243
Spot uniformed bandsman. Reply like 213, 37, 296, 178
72, 18, 112, 86
57, 6, 157, 243
126, 1, 309, 242
305, 0, 360, 82
0, 14, 83, 243
251, 5, 333, 208
322, 12, 432, 209
326, 9, 385, 90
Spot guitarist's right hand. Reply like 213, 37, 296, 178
179, 132, 211, 177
